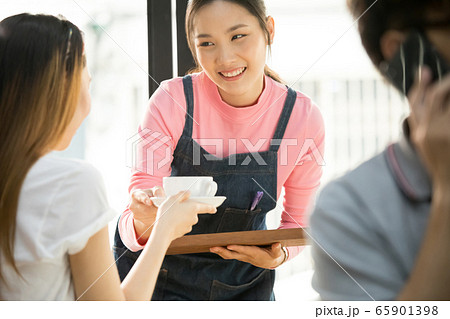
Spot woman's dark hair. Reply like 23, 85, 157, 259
347, 0, 450, 68
185, 0, 283, 83
0, 13, 84, 284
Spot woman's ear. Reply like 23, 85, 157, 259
266, 16, 275, 44
380, 30, 407, 61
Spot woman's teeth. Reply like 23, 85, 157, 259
220, 67, 246, 78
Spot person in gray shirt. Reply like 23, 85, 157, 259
311, 0, 450, 300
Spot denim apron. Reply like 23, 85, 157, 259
113, 75, 297, 300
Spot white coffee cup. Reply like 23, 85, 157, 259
163, 176, 218, 197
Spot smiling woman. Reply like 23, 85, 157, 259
186, 0, 281, 107
114, 0, 325, 301
189, 1, 273, 107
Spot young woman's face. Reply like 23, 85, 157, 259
193, 1, 274, 107
55, 63, 91, 151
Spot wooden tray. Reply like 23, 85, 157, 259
166, 228, 308, 255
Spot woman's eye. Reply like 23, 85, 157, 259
232, 34, 246, 40
199, 41, 213, 47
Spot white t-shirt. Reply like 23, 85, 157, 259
0, 153, 116, 300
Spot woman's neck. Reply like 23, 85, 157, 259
218, 76, 265, 108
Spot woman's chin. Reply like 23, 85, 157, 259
52, 137, 73, 152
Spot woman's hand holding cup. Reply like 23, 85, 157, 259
154, 191, 217, 241
129, 186, 165, 243
130, 177, 218, 243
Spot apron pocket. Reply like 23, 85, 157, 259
216, 207, 262, 233
151, 268, 168, 301
209, 268, 274, 300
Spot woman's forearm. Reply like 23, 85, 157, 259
133, 218, 155, 244
120, 226, 171, 301
398, 183, 450, 300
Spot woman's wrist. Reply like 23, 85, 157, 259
147, 224, 173, 249
281, 246, 289, 264
133, 219, 152, 244
274, 246, 288, 268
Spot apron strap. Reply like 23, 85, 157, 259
269, 86, 297, 152
181, 75, 194, 137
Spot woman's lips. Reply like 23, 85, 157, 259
218, 67, 246, 81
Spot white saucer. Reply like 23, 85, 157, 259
150, 196, 226, 208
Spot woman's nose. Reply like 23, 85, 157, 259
216, 45, 236, 65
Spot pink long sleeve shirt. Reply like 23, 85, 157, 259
119, 72, 325, 261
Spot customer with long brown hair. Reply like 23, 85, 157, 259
0, 13, 216, 301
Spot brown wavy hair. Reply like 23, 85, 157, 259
185, 0, 284, 83
0, 13, 84, 283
